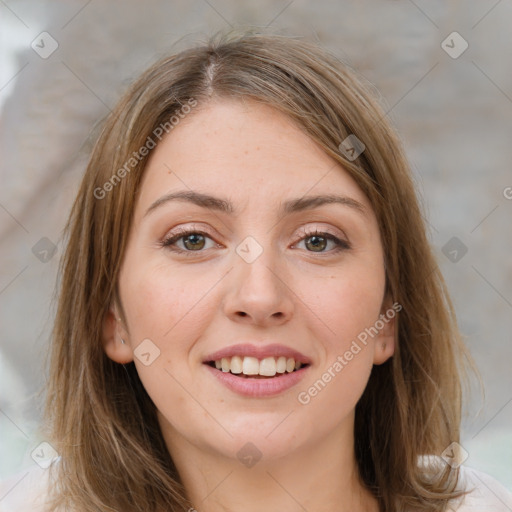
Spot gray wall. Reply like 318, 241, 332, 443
1, 0, 511, 490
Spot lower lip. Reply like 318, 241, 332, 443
204, 364, 309, 397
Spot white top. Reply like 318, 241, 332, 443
1, 461, 511, 511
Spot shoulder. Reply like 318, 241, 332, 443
448, 465, 512, 511
0, 463, 54, 512
418, 456, 512, 511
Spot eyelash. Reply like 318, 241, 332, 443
160, 227, 351, 256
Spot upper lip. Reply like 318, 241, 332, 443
203, 343, 311, 365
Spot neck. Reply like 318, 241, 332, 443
161, 417, 379, 512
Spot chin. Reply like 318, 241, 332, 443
212, 414, 310, 462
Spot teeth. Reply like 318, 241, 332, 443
242, 356, 260, 375
276, 356, 287, 373
230, 355, 243, 374
212, 356, 304, 376
259, 357, 277, 377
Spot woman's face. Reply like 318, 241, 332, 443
104, 99, 395, 462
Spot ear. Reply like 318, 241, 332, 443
102, 306, 134, 364
373, 299, 398, 365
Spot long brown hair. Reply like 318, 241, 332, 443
43, 29, 471, 511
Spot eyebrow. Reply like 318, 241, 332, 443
144, 190, 367, 218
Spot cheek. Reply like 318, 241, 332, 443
299, 258, 386, 350
296, 281, 377, 432
120, 261, 215, 341
119, 262, 220, 445
118, 261, 210, 397
293, 258, 384, 413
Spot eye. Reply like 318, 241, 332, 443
160, 227, 351, 256
294, 229, 351, 254
161, 228, 218, 253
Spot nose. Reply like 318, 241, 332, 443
222, 249, 294, 327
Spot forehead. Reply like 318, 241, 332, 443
136, 99, 373, 217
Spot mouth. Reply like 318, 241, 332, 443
203, 343, 311, 397
205, 356, 310, 379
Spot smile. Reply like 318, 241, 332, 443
203, 343, 311, 397
207, 356, 307, 377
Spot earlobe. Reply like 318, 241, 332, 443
373, 303, 397, 365
373, 338, 395, 365
102, 307, 134, 364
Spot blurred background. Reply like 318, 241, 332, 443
1, 0, 511, 492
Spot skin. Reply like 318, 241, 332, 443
102, 99, 395, 512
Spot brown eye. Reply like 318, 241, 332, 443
295, 229, 351, 254
305, 235, 328, 252
182, 233, 206, 251
161, 230, 217, 253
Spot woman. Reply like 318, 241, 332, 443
2, 31, 511, 512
